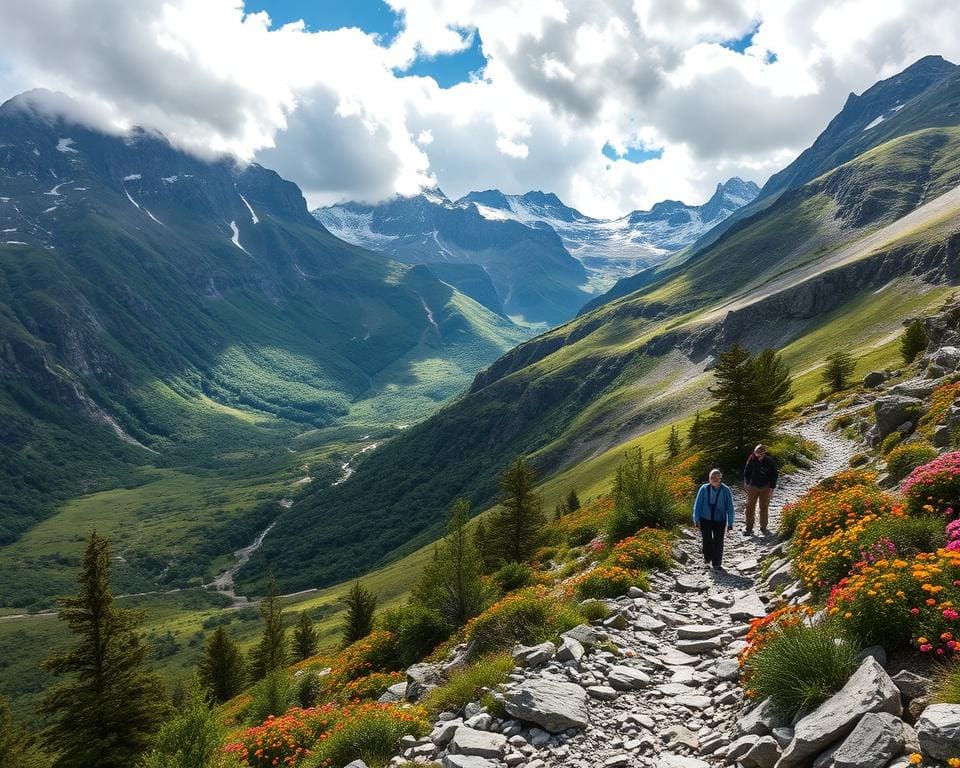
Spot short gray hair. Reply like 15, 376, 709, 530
709, 468, 722, 480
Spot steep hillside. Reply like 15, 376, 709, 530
685, 55, 958, 257
246, 121, 960, 594
0, 90, 527, 605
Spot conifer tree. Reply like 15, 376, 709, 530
489, 457, 545, 564
0, 696, 49, 768
198, 626, 247, 703
565, 489, 581, 512
822, 351, 856, 392
40, 532, 167, 768
250, 577, 287, 680
702, 344, 761, 461
292, 611, 318, 662
687, 410, 702, 448
340, 581, 377, 648
553, 500, 567, 521
413, 499, 489, 626
901, 319, 928, 364
473, 518, 497, 573
752, 348, 793, 426
667, 424, 681, 457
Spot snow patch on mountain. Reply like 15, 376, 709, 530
863, 115, 885, 131
56, 138, 77, 154
230, 220, 250, 255
238, 191, 259, 224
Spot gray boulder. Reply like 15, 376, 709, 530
556, 636, 585, 663
430, 718, 463, 747
739, 698, 790, 737
443, 756, 496, 768
874, 396, 922, 439
916, 704, 960, 760
742, 736, 782, 768
343, 761, 369, 768
655, 754, 711, 768
725, 735, 760, 763
863, 371, 887, 389
562, 624, 608, 649
767, 562, 796, 591
405, 663, 444, 702
448, 727, 507, 759
607, 665, 651, 690
831, 712, 905, 768
730, 594, 768, 621
891, 670, 933, 700
677, 624, 724, 639
511, 642, 555, 668
504, 678, 589, 732
776, 657, 902, 768
377, 681, 407, 703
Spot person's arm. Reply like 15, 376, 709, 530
692, 485, 704, 527
725, 486, 735, 530
743, 456, 753, 486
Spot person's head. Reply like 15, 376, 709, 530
709, 469, 722, 487
754, 444, 767, 459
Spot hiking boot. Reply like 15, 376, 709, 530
744, 528, 754, 536
760, 527, 771, 535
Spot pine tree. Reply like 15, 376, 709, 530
565, 489, 581, 512
822, 351, 856, 392
901, 319, 928, 364
553, 500, 567, 521
251, 577, 287, 680
198, 626, 247, 703
413, 499, 489, 626
340, 581, 377, 648
687, 410, 702, 448
488, 457, 546, 564
702, 344, 762, 461
752, 348, 793, 426
667, 424, 681, 457
0, 696, 49, 768
473, 518, 497, 573
40, 532, 167, 768
292, 611, 318, 662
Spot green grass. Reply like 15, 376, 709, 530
420, 652, 514, 716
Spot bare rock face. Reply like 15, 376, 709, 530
831, 712, 905, 768
776, 658, 902, 768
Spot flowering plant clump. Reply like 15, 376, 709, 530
340, 671, 404, 703
948, 518, 960, 552
794, 513, 901, 593
306, 702, 429, 768
554, 497, 614, 546
568, 565, 647, 600
791, 484, 900, 552
827, 548, 960, 653
739, 605, 814, 675
315, 631, 400, 697
902, 452, 960, 516
918, 381, 960, 439
224, 704, 339, 767
607, 529, 673, 571
780, 470, 877, 537
886, 443, 940, 482
464, 586, 582, 656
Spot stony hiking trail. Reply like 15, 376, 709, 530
410, 407, 862, 768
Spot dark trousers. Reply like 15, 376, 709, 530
700, 519, 727, 567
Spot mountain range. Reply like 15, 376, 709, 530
0, 89, 528, 603
242, 54, 960, 594
314, 178, 759, 324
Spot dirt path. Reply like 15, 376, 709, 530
494, 407, 859, 767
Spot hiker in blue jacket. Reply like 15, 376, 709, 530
692, 469, 735, 570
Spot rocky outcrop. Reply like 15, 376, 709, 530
504, 679, 590, 732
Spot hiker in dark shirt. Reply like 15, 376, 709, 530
692, 468, 735, 570
743, 443, 777, 535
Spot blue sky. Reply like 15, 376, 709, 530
246, 0, 487, 87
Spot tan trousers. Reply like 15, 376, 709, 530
745, 485, 772, 531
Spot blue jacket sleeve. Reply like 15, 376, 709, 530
725, 485, 735, 528
692, 485, 705, 523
